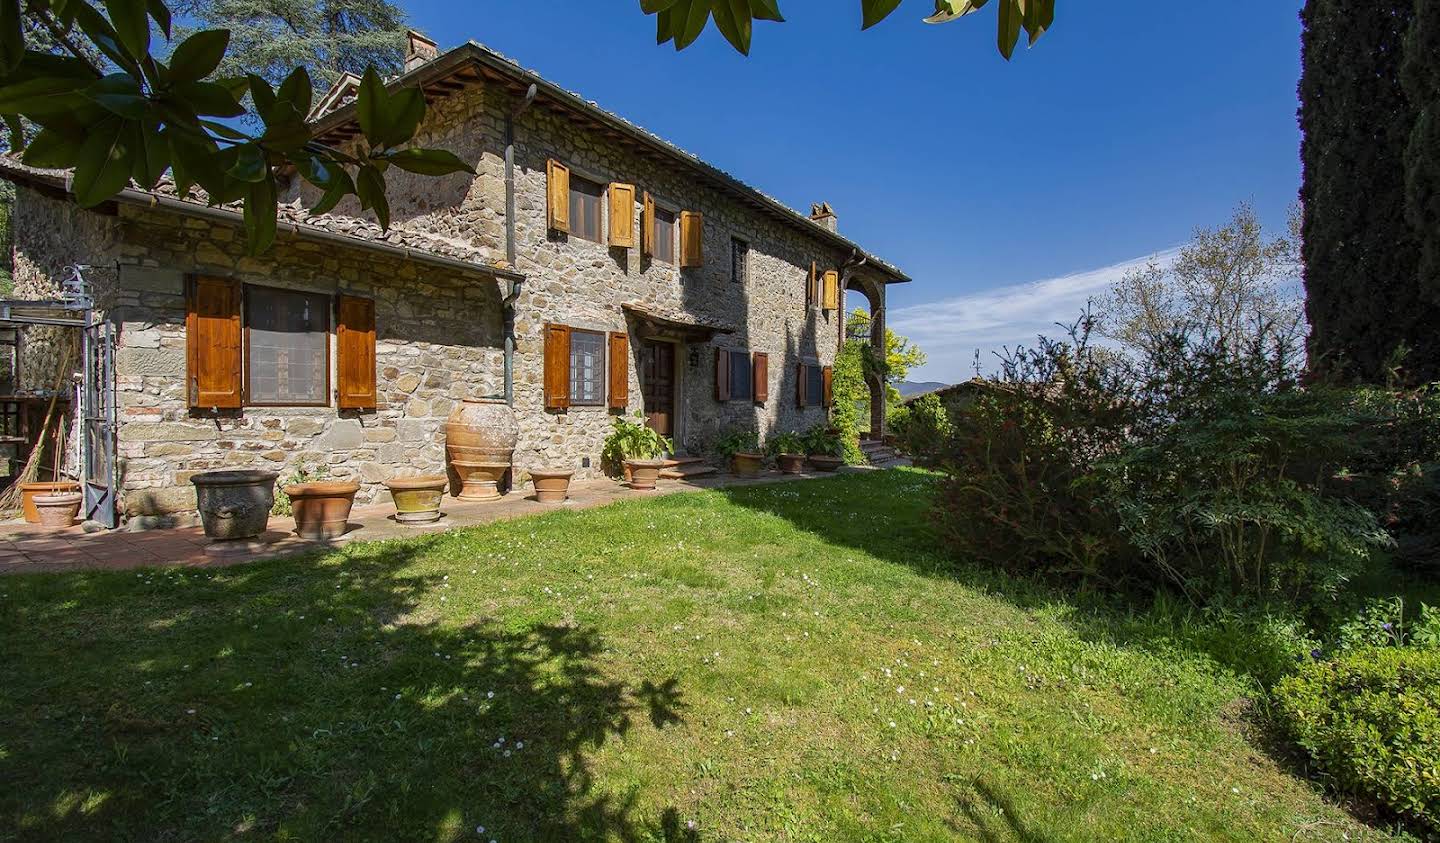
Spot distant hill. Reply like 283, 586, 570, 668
896, 380, 949, 399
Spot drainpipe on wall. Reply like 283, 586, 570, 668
501, 83, 539, 407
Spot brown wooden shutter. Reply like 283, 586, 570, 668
546, 159, 570, 233
822, 270, 840, 311
609, 183, 636, 247
752, 352, 768, 403
796, 362, 807, 408
715, 346, 730, 401
680, 210, 703, 267
641, 191, 655, 257
608, 332, 629, 409
186, 275, 242, 409
808, 261, 819, 307
335, 295, 377, 409
544, 323, 571, 410
822, 365, 834, 407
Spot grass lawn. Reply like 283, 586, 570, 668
0, 469, 1391, 841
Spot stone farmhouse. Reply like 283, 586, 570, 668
0, 33, 910, 525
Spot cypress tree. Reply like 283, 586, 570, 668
1404, 0, 1440, 306
1299, 0, 1439, 383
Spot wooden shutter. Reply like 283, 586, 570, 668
680, 210, 703, 267
715, 346, 730, 401
796, 362, 807, 408
609, 183, 636, 247
808, 262, 819, 307
822, 270, 840, 311
608, 332, 629, 409
544, 323, 571, 410
822, 366, 834, 407
185, 275, 242, 409
641, 191, 655, 257
546, 159, 570, 233
335, 295, 377, 409
752, 352, 768, 403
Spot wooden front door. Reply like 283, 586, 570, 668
639, 340, 676, 437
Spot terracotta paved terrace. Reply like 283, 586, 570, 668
0, 468, 876, 574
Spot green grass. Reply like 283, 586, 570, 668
0, 469, 1394, 841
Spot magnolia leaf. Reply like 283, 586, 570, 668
72, 118, 133, 207
0, 0, 23, 73
246, 72, 275, 120
712, 0, 752, 55
172, 80, 245, 117
226, 142, 267, 182
145, 0, 170, 39
674, 0, 709, 50
168, 29, 228, 82
861, 0, 903, 30
355, 163, 389, 228
749, 0, 784, 22
639, 0, 680, 12
355, 65, 385, 143
21, 127, 83, 168
103, 0, 149, 62
244, 174, 277, 255
386, 147, 475, 176
275, 65, 312, 117
996, 0, 1021, 59
377, 85, 424, 148
924, 0, 985, 24
308, 166, 355, 215
85, 72, 147, 118
0, 76, 88, 115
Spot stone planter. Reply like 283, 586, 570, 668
445, 398, 518, 501
33, 492, 82, 528
776, 453, 806, 474
191, 470, 278, 541
731, 452, 764, 477
285, 480, 360, 541
808, 455, 844, 472
530, 469, 574, 504
19, 480, 81, 524
625, 459, 666, 491
385, 475, 446, 524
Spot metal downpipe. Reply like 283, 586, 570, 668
502, 83, 539, 407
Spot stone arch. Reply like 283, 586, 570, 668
843, 274, 888, 439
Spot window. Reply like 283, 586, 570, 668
731, 238, 748, 284
569, 175, 605, 243
727, 349, 751, 401
569, 329, 606, 406
245, 285, 329, 406
654, 207, 676, 264
798, 362, 830, 408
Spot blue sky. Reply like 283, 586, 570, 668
403, 1, 1306, 382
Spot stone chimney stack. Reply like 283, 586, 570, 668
404, 30, 439, 72
809, 202, 838, 233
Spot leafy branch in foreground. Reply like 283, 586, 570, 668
0, 0, 473, 254
643, 0, 1055, 59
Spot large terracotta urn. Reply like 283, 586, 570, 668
444, 397, 518, 502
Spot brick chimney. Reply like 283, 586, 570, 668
405, 30, 439, 71
809, 202, 837, 233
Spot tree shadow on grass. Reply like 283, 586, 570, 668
0, 535, 689, 841
951, 779, 1054, 843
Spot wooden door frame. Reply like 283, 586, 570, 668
639, 337, 685, 454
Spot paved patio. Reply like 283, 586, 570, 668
0, 467, 875, 575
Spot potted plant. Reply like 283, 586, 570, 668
191, 470, 279, 541
767, 431, 808, 474
18, 480, 81, 524
717, 427, 763, 476
384, 475, 448, 524
803, 425, 844, 472
281, 465, 359, 541
528, 468, 574, 504
605, 412, 672, 491
33, 491, 82, 528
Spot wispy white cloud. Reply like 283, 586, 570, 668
890, 248, 1182, 382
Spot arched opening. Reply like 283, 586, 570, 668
843, 278, 887, 440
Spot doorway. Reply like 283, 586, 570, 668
639, 339, 676, 438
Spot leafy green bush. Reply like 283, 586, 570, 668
1329, 597, 1440, 652
766, 431, 806, 457
801, 424, 841, 458
1274, 647, 1440, 833
602, 412, 672, 472
1341, 384, 1440, 575
892, 392, 954, 464
714, 427, 760, 461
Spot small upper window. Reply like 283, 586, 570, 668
731, 238, 748, 284
727, 349, 751, 401
569, 175, 605, 243
569, 329, 606, 406
654, 207, 677, 264
246, 285, 328, 406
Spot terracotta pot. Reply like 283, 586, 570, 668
445, 398, 517, 499
19, 480, 81, 524
530, 469, 573, 504
191, 470, 277, 541
776, 453, 806, 474
33, 492, 81, 528
384, 475, 447, 524
731, 452, 764, 477
808, 455, 844, 472
285, 480, 360, 541
625, 459, 665, 491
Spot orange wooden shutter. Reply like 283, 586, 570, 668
796, 362, 807, 407
641, 191, 655, 257
822, 366, 834, 407
822, 270, 840, 311
335, 295, 377, 409
544, 323, 571, 410
186, 275, 242, 409
609, 183, 636, 247
752, 352, 768, 403
680, 210, 703, 267
608, 332, 629, 409
546, 159, 570, 233
715, 347, 730, 401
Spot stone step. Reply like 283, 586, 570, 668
662, 456, 707, 468
660, 463, 718, 480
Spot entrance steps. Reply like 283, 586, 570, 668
660, 457, 718, 481
859, 438, 908, 468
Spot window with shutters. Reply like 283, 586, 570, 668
569, 329, 606, 406
726, 349, 752, 402
568, 175, 605, 243
731, 238, 748, 284
245, 285, 329, 406
653, 206, 677, 264
800, 362, 826, 408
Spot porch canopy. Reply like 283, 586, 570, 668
622, 304, 733, 343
